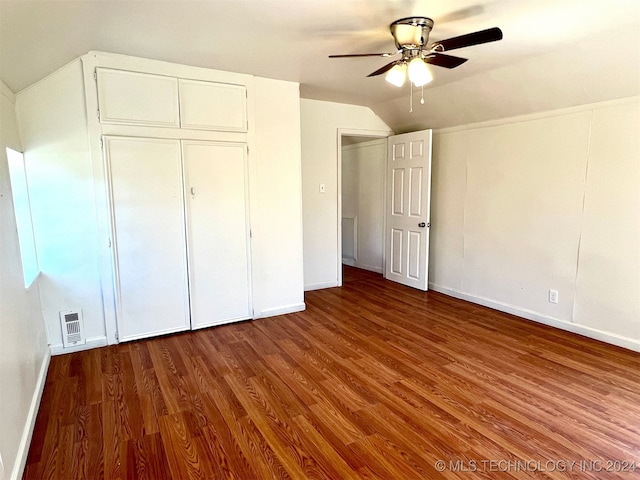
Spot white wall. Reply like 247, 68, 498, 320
341, 139, 385, 273
251, 77, 305, 316
0, 82, 49, 480
16, 60, 107, 352
300, 99, 391, 290
430, 97, 640, 351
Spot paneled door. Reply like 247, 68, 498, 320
385, 130, 433, 290
104, 136, 190, 341
183, 141, 252, 329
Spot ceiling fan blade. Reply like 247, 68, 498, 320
367, 60, 399, 77
423, 52, 468, 69
432, 27, 503, 51
329, 51, 399, 58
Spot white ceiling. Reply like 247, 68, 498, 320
1, 0, 639, 131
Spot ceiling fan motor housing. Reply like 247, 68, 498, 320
390, 17, 434, 50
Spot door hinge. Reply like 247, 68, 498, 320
115, 332, 119, 342
97, 109, 100, 119
99, 139, 104, 149
94, 71, 97, 81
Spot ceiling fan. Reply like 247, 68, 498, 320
329, 17, 503, 89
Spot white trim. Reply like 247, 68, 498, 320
81, 54, 119, 346
86, 51, 251, 85
341, 138, 387, 151
191, 315, 252, 330
304, 281, 339, 291
352, 263, 383, 274
430, 283, 640, 353
49, 336, 108, 355
1, 80, 16, 101
100, 123, 248, 142
12, 347, 51, 480
254, 302, 306, 318
16, 58, 83, 95
434, 96, 640, 135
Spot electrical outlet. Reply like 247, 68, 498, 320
549, 289, 559, 304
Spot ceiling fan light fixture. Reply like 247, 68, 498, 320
385, 63, 407, 87
408, 56, 433, 87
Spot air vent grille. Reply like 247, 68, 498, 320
60, 309, 86, 348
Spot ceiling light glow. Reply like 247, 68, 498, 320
407, 57, 433, 87
385, 63, 407, 87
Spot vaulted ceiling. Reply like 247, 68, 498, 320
1, 0, 639, 131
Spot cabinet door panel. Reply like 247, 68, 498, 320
97, 69, 180, 127
179, 79, 247, 132
183, 141, 251, 328
105, 136, 189, 341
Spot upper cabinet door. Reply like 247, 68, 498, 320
96, 68, 180, 127
179, 79, 247, 132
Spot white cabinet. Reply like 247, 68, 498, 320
179, 79, 247, 132
96, 68, 247, 132
104, 136, 190, 341
183, 141, 252, 328
96, 69, 180, 127
98, 66, 254, 341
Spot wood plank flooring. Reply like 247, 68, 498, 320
24, 266, 640, 479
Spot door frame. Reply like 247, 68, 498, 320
337, 128, 393, 287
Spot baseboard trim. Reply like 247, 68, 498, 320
342, 258, 356, 267
255, 302, 306, 318
429, 283, 640, 353
12, 347, 51, 480
353, 263, 383, 274
50, 336, 108, 356
304, 281, 338, 291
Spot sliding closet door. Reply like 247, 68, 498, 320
105, 136, 190, 341
183, 141, 252, 328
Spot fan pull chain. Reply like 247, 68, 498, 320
421, 85, 425, 104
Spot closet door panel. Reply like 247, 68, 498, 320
105, 136, 190, 341
183, 141, 252, 328
97, 69, 180, 127
179, 79, 247, 132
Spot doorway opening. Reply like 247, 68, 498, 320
337, 129, 391, 286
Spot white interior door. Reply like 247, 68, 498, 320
385, 129, 433, 290
105, 136, 190, 341
183, 141, 252, 329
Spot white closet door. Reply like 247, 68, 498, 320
105, 136, 190, 341
183, 141, 252, 328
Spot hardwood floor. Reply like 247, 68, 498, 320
24, 266, 640, 479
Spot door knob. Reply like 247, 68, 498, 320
418, 222, 426, 228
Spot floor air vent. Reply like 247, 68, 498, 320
60, 309, 86, 348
